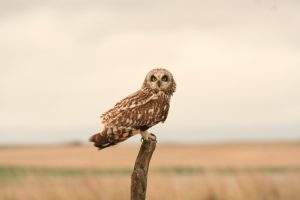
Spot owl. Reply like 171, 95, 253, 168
89, 68, 176, 150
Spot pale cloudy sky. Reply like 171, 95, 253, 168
1, 0, 300, 145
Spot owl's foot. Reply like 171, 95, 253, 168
149, 133, 156, 140
140, 131, 156, 142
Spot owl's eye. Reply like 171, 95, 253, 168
161, 75, 168, 82
150, 75, 157, 82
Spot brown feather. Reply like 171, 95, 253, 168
89, 127, 136, 150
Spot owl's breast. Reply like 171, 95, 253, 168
149, 94, 170, 124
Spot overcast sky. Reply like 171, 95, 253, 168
1, 0, 300, 145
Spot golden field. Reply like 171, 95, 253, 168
0, 142, 300, 200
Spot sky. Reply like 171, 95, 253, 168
1, 0, 300, 145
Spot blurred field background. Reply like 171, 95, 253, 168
1, 0, 300, 199
1, 142, 300, 200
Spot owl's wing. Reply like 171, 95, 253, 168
101, 90, 160, 127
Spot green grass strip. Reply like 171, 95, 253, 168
1, 165, 300, 178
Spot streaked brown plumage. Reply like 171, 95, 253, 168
89, 68, 176, 150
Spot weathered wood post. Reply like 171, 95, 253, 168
131, 136, 157, 200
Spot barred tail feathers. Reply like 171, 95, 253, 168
89, 127, 136, 150
89, 132, 113, 150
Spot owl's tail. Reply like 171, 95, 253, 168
89, 132, 115, 150
89, 127, 135, 150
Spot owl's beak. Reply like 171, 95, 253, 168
157, 81, 161, 88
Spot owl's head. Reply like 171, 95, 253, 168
143, 68, 176, 95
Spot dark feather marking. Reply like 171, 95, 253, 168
135, 125, 150, 132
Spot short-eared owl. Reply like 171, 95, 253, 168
89, 68, 176, 150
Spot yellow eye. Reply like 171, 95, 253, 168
162, 75, 168, 82
150, 75, 157, 82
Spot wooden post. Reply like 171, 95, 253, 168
131, 136, 157, 200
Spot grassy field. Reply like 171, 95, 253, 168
0, 142, 300, 200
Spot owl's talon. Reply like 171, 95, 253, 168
140, 131, 156, 141
149, 133, 157, 141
